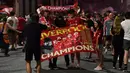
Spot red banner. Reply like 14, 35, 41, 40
40, 25, 95, 61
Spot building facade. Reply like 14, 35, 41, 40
39, 0, 71, 6
18, 0, 37, 16
0, 0, 128, 16
78, 0, 127, 12
19, 0, 127, 16
127, 0, 130, 11
0, 0, 14, 10
18, 0, 72, 16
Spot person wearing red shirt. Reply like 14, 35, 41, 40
67, 9, 77, 26
39, 16, 47, 25
103, 11, 111, 21
67, 15, 82, 27
39, 11, 47, 25
39, 11, 51, 28
70, 32, 81, 68
17, 16, 26, 46
93, 20, 104, 71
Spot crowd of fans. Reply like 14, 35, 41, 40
0, 8, 130, 73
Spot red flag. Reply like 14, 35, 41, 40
73, 0, 78, 8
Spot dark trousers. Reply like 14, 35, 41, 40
0, 34, 9, 55
112, 35, 124, 68
49, 55, 70, 67
1, 47, 9, 55
4, 47, 9, 55
71, 52, 80, 63
18, 31, 24, 45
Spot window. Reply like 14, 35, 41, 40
0, 0, 6, 5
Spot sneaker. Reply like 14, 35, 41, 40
104, 48, 108, 54
118, 68, 122, 71
0, 48, 5, 53
123, 70, 128, 72
22, 49, 25, 52
117, 57, 119, 60
128, 59, 130, 63
70, 63, 75, 67
123, 67, 128, 72
53, 65, 58, 69
0, 48, 1, 52
9, 45, 12, 49
113, 66, 116, 69
94, 66, 103, 71
76, 64, 80, 68
66, 63, 70, 68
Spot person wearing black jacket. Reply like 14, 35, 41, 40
23, 13, 47, 73
54, 15, 66, 27
111, 15, 124, 70
49, 14, 70, 69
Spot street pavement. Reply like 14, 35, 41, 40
0, 48, 130, 73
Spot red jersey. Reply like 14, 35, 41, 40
67, 17, 82, 26
75, 17, 82, 24
17, 17, 26, 31
39, 16, 47, 24
39, 16, 49, 27
40, 16, 54, 29
92, 29, 103, 44
47, 18, 55, 29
